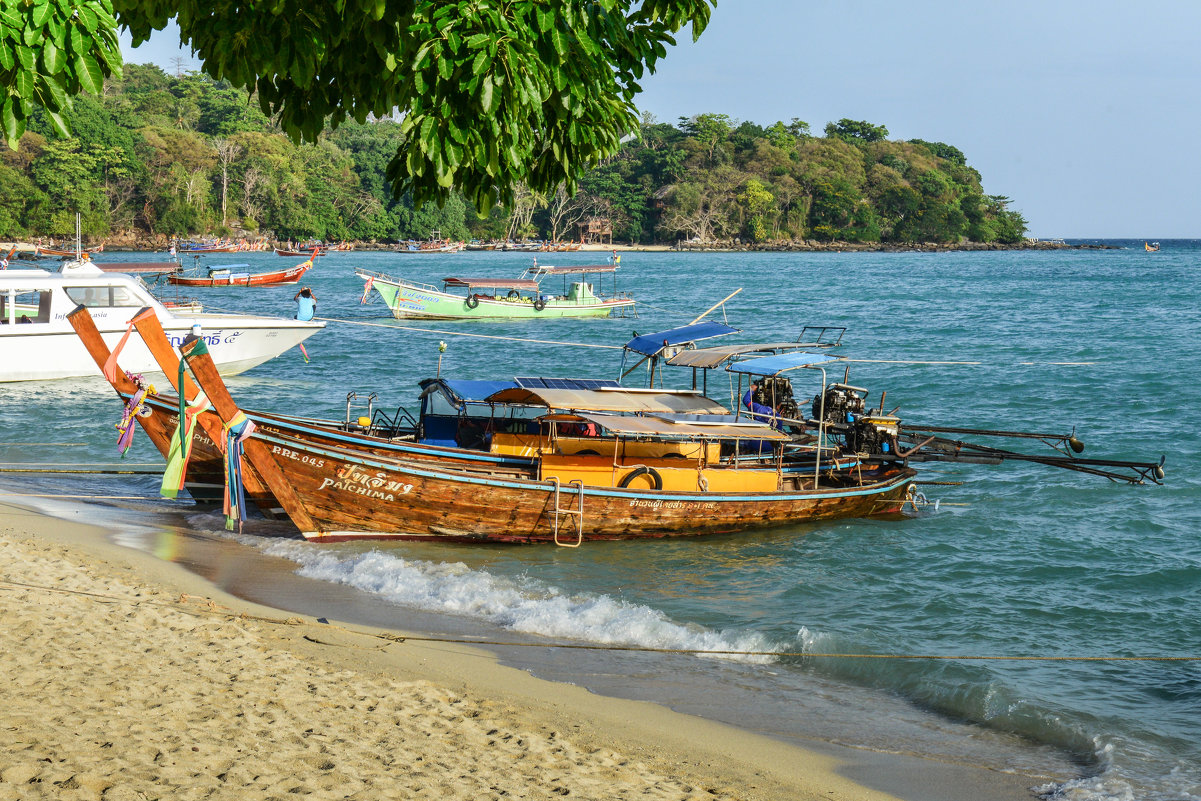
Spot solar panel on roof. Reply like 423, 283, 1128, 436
514, 376, 621, 390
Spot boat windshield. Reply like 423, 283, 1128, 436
63, 284, 145, 307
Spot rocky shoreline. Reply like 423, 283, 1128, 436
4, 233, 1118, 255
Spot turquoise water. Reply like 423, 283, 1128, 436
2, 243, 1198, 799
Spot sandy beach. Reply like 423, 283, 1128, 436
0, 498, 1042, 801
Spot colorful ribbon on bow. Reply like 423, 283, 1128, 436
160, 391, 210, 499
103, 308, 157, 383
222, 411, 256, 531
116, 373, 156, 457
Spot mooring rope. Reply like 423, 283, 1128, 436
311, 316, 626, 350
201, 305, 626, 350
0, 463, 161, 468
0, 469, 161, 475
0, 577, 1196, 663
0, 493, 152, 500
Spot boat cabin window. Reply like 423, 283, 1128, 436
0, 290, 52, 324
63, 285, 142, 308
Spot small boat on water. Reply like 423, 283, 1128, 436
168, 251, 316, 287
357, 262, 636, 320
1145, 241, 1161, 252
37, 243, 104, 258
1, 259, 322, 381
274, 247, 326, 258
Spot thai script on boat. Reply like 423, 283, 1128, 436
318, 465, 414, 501
167, 331, 242, 347
628, 499, 717, 511
271, 444, 325, 468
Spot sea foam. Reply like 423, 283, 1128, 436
255, 538, 780, 663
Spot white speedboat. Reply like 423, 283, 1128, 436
0, 260, 323, 381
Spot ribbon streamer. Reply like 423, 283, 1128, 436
222, 412, 256, 531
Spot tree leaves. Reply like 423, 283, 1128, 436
1, 0, 122, 147
7, 0, 715, 210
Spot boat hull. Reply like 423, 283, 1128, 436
367, 276, 633, 320
0, 317, 319, 381
168, 262, 311, 287
254, 430, 915, 543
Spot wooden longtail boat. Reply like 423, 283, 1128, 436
168, 252, 315, 287
177, 336, 916, 543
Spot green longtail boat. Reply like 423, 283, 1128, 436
356, 263, 636, 321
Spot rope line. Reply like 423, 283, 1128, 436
0, 469, 162, 475
0, 578, 1195, 663
0, 493, 153, 500
312, 316, 625, 350
0, 443, 88, 447
200, 305, 625, 351
0, 463, 161, 468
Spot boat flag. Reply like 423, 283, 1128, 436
360, 276, 374, 304
299, 343, 310, 363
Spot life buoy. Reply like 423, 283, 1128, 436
465, 294, 479, 309
507, 289, 520, 299
533, 297, 546, 311
618, 465, 662, 490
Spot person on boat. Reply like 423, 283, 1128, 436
294, 287, 317, 321
0, 255, 8, 270
742, 381, 781, 428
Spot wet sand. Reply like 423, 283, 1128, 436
0, 499, 1041, 800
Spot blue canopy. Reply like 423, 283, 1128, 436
623, 322, 739, 356
727, 352, 841, 376
419, 378, 518, 403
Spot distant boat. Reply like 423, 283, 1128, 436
1145, 242, 1160, 252
357, 262, 635, 320
168, 251, 317, 287
274, 246, 327, 258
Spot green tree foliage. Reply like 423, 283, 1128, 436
824, 118, 889, 143
0, 71, 1027, 247
6, 0, 714, 212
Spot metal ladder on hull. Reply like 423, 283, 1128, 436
548, 478, 584, 547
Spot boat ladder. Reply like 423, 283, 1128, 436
548, 478, 585, 547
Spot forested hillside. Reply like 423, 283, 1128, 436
0, 66, 1026, 246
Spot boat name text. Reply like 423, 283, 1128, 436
271, 444, 325, 468
628, 499, 717, 510
318, 465, 414, 501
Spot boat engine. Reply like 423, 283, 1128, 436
749, 376, 801, 422
810, 383, 901, 457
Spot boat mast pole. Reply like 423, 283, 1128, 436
814, 366, 827, 489
688, 288, 742, 325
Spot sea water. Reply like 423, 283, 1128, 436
2, 242, 1198, 800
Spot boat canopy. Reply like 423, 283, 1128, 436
542, 411, 790, 440
532, 265, 619, 275
418, 378, 519, 404
667, 342, 816, 369
485, 386, 729, 414
727, 351, 841, 377
623, 322, 739, 357
514, 376, 621, 390
442, 277, 541, 290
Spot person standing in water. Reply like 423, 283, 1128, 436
294, 287, 316, 321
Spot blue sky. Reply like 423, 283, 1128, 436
123, 1, 1201, 237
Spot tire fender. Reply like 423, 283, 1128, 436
618, 465, 662, 490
